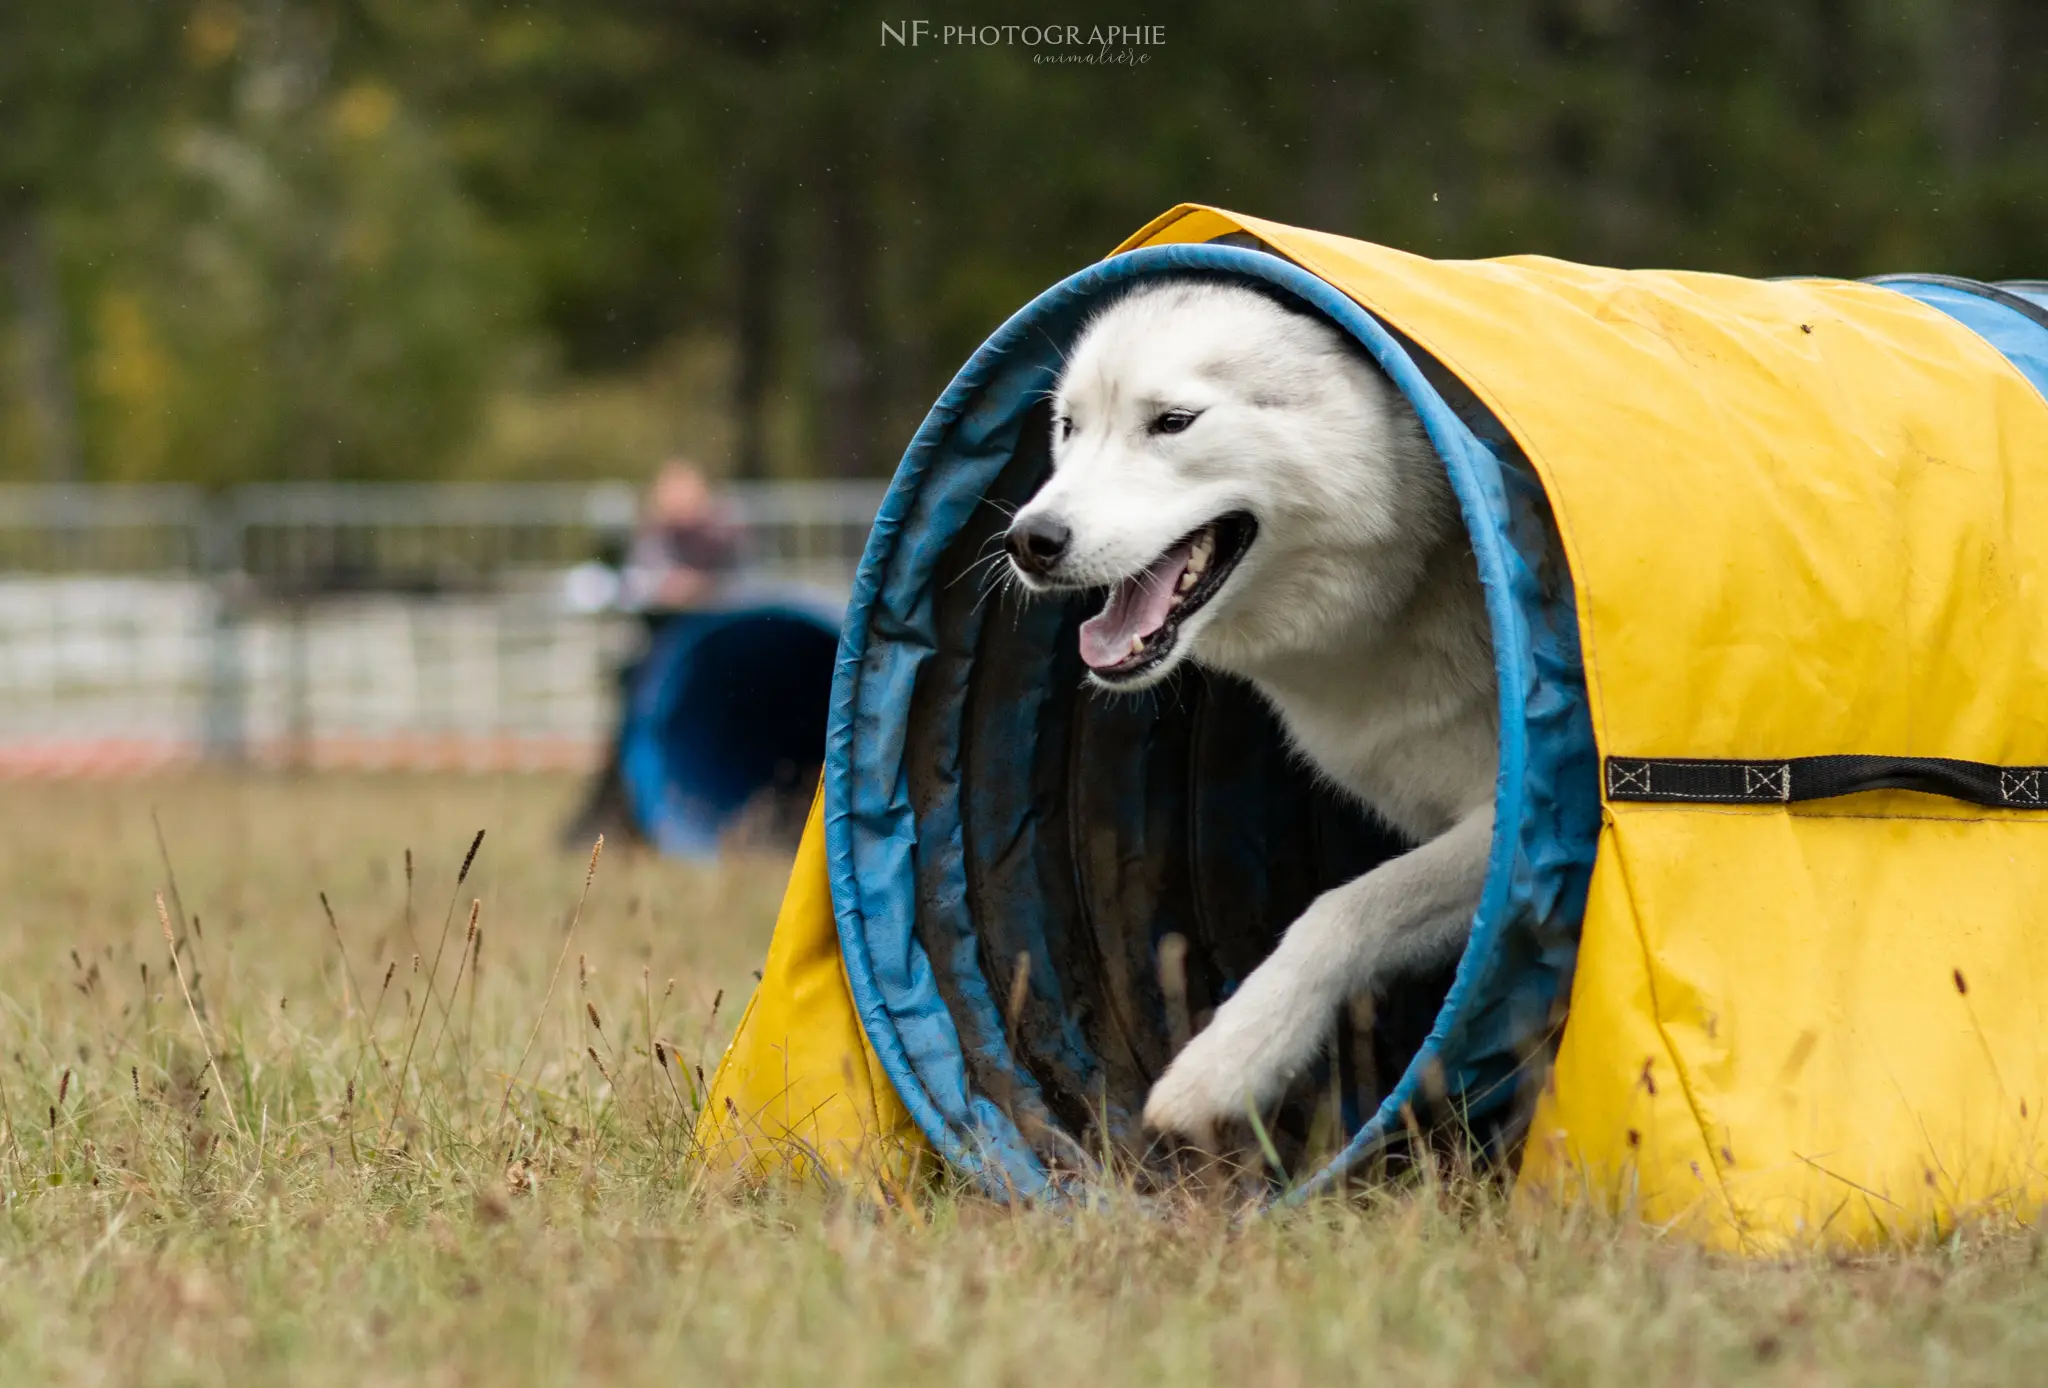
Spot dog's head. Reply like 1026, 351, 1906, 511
1005, 279, 1453, 689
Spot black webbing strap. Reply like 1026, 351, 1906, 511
1604, 755, 2048, 809
1604, 275, 2048, 815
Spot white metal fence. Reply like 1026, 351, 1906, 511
0, 482, 884, 775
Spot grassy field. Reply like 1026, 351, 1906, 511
0, 773, 2043, 1386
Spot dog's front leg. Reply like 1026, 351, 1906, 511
1142, 806, 1493, 1145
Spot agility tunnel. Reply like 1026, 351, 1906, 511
698, 205, 2048, 1250
618, 597, 841, 856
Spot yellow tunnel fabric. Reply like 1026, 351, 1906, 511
1123, 206, 2048, 1250
705, 204, 2048, 1249
694, 786, 927, 1193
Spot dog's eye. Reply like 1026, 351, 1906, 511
1149, 408, 1199, 436
1055, 414, 1075, 442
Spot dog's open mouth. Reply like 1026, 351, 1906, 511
1078, 512, 1257, 683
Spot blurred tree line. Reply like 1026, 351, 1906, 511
1, 0, 2043, 485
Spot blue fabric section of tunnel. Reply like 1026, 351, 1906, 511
823, 240, 1602, 1196
1869, 277, 2048, 402
619, 604, 841, 857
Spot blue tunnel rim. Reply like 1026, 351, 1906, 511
823, 240, 1555, 1196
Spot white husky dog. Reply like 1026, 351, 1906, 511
1004, 279, 1499, 1145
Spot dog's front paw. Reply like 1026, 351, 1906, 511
1142, 1026, 1262, 1147
1145, 960, 1327, 1146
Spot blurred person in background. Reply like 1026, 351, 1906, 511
618, 460, 743, 612
562, 459, 744, 846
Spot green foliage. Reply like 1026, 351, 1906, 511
1, 0, 2045, 482
64, 6, 516, 483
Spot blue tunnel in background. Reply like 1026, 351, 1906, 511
619, 601, 842, 856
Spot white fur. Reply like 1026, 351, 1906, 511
1006, 280, 1498, 1144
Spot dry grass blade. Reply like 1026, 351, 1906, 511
462, 923, 483, 1073
1004, 949, 1032, 1048
418, 830, 485, 1031
641, 965, 657, 1102
421, 902, 481, 1081
344, 959, 399, 1120
152, 810, 208, 1020
396, 847, 444, 1024
384, 831, 486, 1138
320, 891, 370, 1032
1157, 933, 1192, 1056
497, 835, 603, 1125
652, 1039, 687, 1113
155, 890, 245, 1145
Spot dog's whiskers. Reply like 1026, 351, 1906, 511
1033, 327, 1076, 376
948, 542, 1012, 593
969, 568, 1013, 620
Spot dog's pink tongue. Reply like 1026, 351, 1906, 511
1078, 543, 1191, 669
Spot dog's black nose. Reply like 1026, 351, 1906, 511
1006, 516, 1071, 575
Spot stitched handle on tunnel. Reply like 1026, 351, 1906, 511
1604, 755, 2048, 808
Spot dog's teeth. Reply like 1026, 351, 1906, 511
1186, 552, 1207, 577
1177, 569, 1198, 592
1129, 635, 1146, 656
